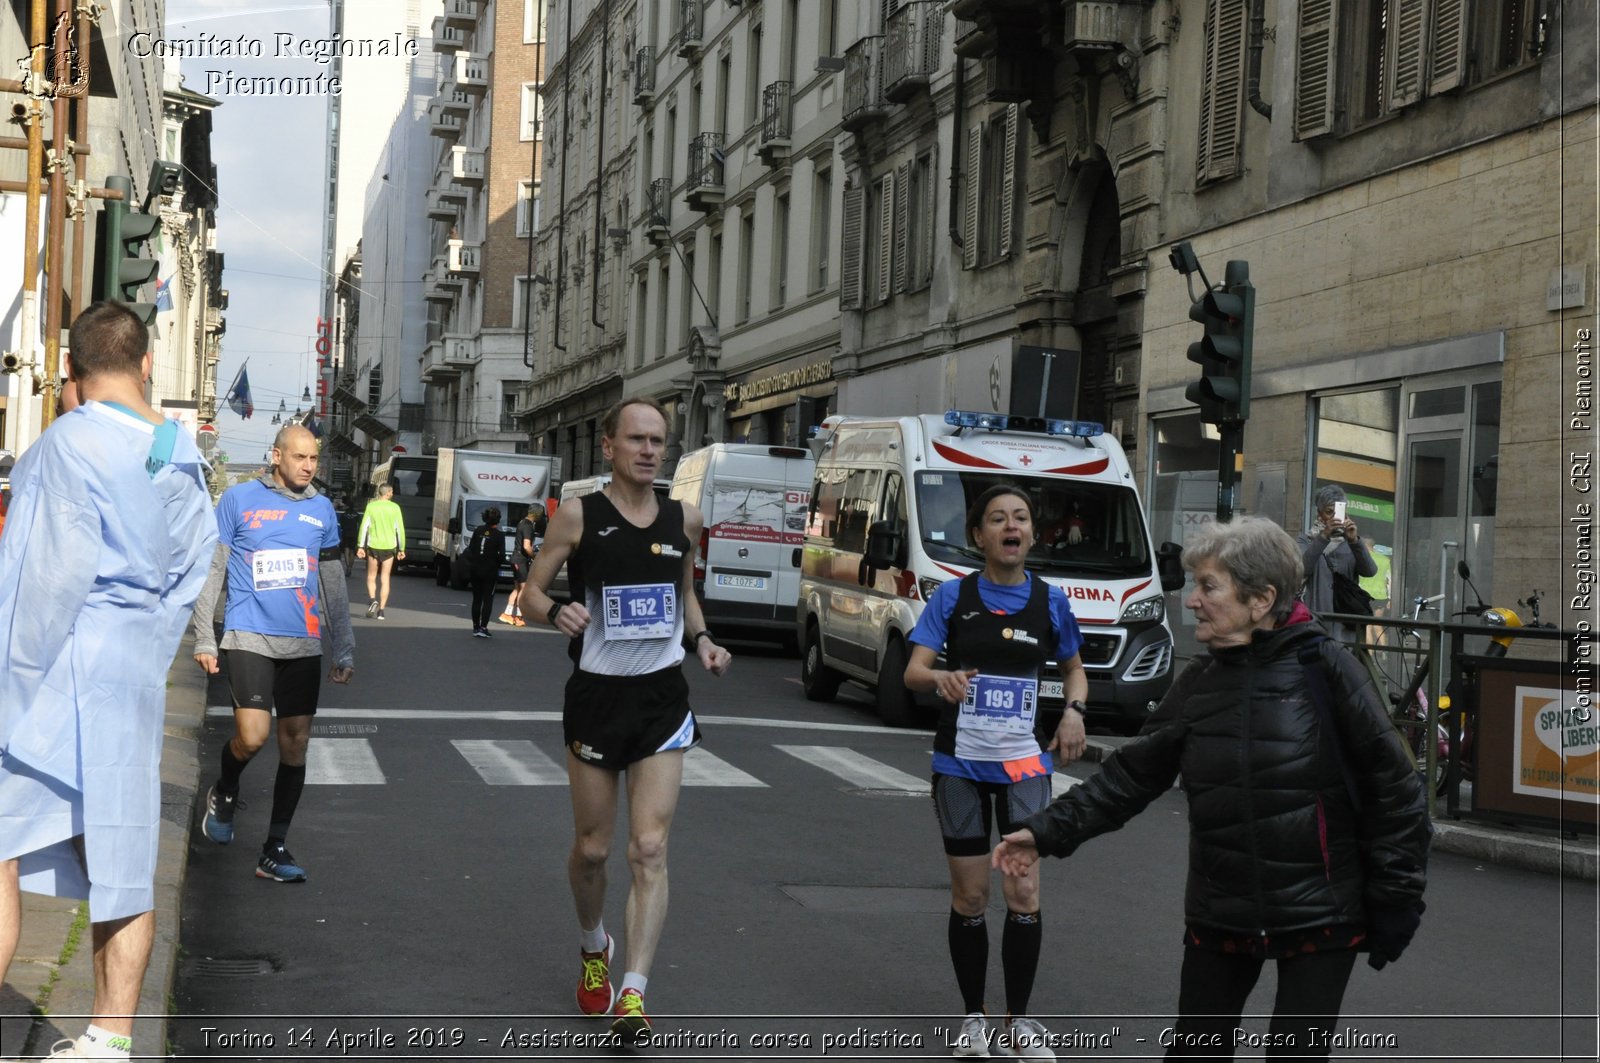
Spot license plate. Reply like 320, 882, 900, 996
715, 574, 768, 590
1040, 680, 1063, 700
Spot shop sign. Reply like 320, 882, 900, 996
725, 360, 833, 406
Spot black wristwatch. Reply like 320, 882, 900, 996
547, 602, 564, 625
1066, 699, 1087, 715
693, 630, 714, 644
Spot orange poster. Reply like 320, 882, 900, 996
1511, 686, 1600, 803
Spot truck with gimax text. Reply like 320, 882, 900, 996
431, 448, 562, 588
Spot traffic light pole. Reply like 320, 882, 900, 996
1217, 421, 1244, 523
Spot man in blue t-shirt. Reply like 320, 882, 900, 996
190, 424, 355, 884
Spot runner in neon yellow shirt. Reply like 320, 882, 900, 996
357, 483, 406, 619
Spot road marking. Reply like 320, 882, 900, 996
452, 739, 565, 785
1052, 772, 1083, 798
775, 745, 928, 793
206, 706, 917, 735
681, 747, 767, 787
306, 739, 386, 785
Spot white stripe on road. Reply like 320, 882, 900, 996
451, 739, 566, 785
680, 747, 767, 787
1051, 772, 1083, 798
305, 739, 386, 785
775, 745, 928, 793
206, 706, 917, 736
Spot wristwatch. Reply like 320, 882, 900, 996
547, 602, 564, 625
1066, 699, 1087, 715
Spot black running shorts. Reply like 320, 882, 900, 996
224, 650, 322, 717
562, 666, 699, 770
932, 773, 1053, 857
364, 547, 398, 563
511, 554, 531, 582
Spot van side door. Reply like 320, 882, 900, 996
861, 471, 911, 666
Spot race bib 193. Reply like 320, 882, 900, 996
960, 673, 1039, 734
251, 548, 309, 591
602, 582, 677, 640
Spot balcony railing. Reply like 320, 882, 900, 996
676, 0, 703, 57
842, 37, 887, 131
430, 103, 464, 141
431, 17, 468, 51
437, 179, 468, 204
421, 337, 461, 379
441, 0, 478, 27
883, 1, 945, 101
646, 177, 671, 243
438, 85, 473, 113
685, 132, 725, 211
426, 187, 459, 219
447, 239, 481, 276
451, 145, 486, 185
634, 46, 656, 104
1064, 1, 1121, 51
757, 81, 791, 167
452, 52, 490, 93
443, 333, 479, 367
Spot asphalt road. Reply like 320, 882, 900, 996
169, 573, 1599, 1061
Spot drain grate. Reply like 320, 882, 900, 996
190, 957, 276, 978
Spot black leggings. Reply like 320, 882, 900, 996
470, 576, 497, 629
1165, 947, 1358, 1060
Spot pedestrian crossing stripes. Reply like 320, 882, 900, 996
289, 735, 1085, 794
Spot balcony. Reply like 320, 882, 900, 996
447, 238, 481, 277
841, 37, 888, 133
450, 145, 486, 185
427, 187, 459, 220
431, 16, 468, 51
757, 81, 791, 167
685, 132, 725, 212
883, 1, 945, 102
433, 253, 465, 291
646, 177, 671, 245
436, 179, 468, 204
948, 0, 1058, 110
634, 46, 656, 105
442, 333, 480, 368
1064, 1, 1122, 52
675, 0, 703, 58
438, 85, 473, 113
421, 337, 462, 380
430, 102, 464, 141
441, 0, 478, 27
451, 52, 490, 94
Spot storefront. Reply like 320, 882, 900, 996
722, 353, 837, 447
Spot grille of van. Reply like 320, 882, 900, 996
1078, 633, 1122, 667
1122, 641, 1172, 683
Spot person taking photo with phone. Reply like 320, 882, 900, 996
1296, 484, 1376, 644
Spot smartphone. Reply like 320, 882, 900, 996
1331, 500, 1347, 524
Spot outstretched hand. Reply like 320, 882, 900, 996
992, 829, 1040, 877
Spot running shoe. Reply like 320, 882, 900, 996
952, 1013, 991, 1058
472, 628, 488, 638
999, 1016, 1054, 1060
365, 600, 378, 618
201, 784, 236, 845
43, 1032, 132, 1058
376, 609, 386, 620
256, 842, 307, 883
481, 628, 493, 638
575, 934, 615, 1016
511, 615, 526, 627
498, 612, 517, 625
610, 989, 650, 1039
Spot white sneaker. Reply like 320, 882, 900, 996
952, 1012, 992, 1058
45, 1035, 128, 1060
998, 1016, 1055, 1060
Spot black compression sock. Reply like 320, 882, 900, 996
1002, 909, 1042, 1017
218, 742, 248, 796
267, 763, 307, 844
948, 909, 989, 1015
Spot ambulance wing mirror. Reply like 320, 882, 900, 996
864, 520, 906, 572
1157, 541, 1186, 592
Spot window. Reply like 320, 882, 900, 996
773, 190, 790, 307
738, 211, 755, 322
904, 150, 934, 291
747, 24, 763, 130
963, 107, 1017, 268
820, 0, 838, 59
783, 0, 800, 82
513, 276, 535, 327
717, 55, 731, 134
680, 249, 695, 348
633, 274, 648, 368
516, 180, 541, 236
811, 167, 832, 291
664, 106, 676, 186
708, 228, 723, 326
524, 0, 546, 42
840, 182, 863, 310
521, 82, 544, 141
1197, 0, 1247, 179
864, 177, 884, 304
655, 260, 669, 360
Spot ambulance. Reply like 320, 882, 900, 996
797, 410, 1184, 730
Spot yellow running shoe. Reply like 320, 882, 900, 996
610, 988, 650, 1039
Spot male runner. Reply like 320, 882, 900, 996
357, 481, 406, 619
1, 302, 217, 1061
522, 398, 731, 1038
191, 424, 356, 883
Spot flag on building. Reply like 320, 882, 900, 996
224, 362, 254, 419
154, 274, 174, 313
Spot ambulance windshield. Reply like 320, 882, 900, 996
914, 472, 1152, 578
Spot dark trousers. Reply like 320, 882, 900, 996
470, 575, 497, 629
1165, 947, 1358, 1060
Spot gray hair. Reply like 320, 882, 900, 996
1313, 483, 1348, 512
1183, 516, 1302, 622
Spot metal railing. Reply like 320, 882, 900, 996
883, 1, 944, 95
634, 46, 656, 98
841, 36, 886, 126
647, 177, 672, 225
761, 81, 792, 144
687, 132, 725, 192
677, 0, 702, 49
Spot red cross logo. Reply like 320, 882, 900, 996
1018, 454, 1033, 466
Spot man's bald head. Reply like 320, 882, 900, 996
271, 425, 320, 492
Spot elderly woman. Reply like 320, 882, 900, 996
993, 517, 1429, 1060
1297, 484, 1377, 643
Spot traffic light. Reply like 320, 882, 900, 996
99, 174, 160, 325
1184, 260, 1254, 425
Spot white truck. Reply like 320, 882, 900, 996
430, 448, 562, 589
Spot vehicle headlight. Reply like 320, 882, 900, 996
918, 576, 943, 602
1119, 596, 1164, 624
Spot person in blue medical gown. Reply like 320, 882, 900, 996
0, 302, 218, 1062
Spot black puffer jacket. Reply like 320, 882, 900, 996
1025, 608, 1429, 935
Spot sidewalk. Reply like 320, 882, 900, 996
3, 677, 1594, 1059
1, 637, 209, 1062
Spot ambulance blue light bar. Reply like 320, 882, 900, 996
944, 410, 1104, 438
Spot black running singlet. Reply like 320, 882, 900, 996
568, 492, 691, 675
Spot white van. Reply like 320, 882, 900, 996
559, 474, 672, 502
797, 410, 1185, 730
669, 443, 815, 645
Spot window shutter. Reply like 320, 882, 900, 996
893, 162, 910, 293
1197, 0, 1247, 182
1428, 0, 1467, 94
921, 144, 938, 288
963, 125, 980, 270
1293, 0, 1338, 140
878, 172, 895, 304
840, 184, 864, 310
999, 104, 1018, 258
1387, 0, 1428, 109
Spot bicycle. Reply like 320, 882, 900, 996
1352, 592, 1449, 792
